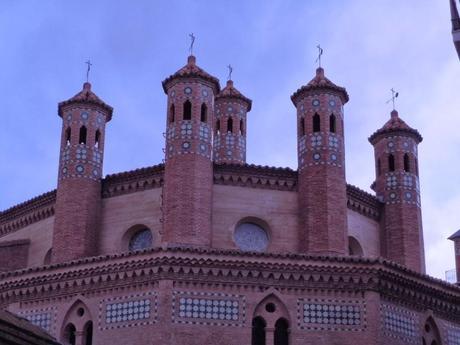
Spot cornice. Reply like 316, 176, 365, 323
0, 247, 459, 321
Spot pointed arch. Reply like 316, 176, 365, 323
300, 117, 305, 136
65, 127, 71, 145
183, 100, 192, 120
79, 126, 87, 145
388, 154, 395, 172
404, 153, 410, 172
240, 119, 244, 135
216, 119, 220, 134
169, 104, 175, 123
422, 316, 442, 345
415, 157, 419, 176
377, 158, 382, 176
60, 298, 94, 345
329, 113, 336, 133
313, 113, 320, 132
200, 103, 207, 122
227, 117, 233, 133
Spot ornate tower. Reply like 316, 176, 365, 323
448, 230, 460, 284
52, 82, 113, 263
213, 79, 252, 164
369, 110, 425, 273
291, 67, 349, 255
450, 0, 460, 59
162, 55, 220, 246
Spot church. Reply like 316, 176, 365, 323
1, 2, 460, 345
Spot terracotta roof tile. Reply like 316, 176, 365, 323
216, 80, 252, 111
369, 110, 422, 144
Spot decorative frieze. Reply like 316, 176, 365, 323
172, 291, 245, 327
297, 298, 366, 331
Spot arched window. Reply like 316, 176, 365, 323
227, 117, 233, 133
216, 119, 220, 134
200, 103, 207, 122
63, 323, 76, 345
129, 228, 153, 252
79, 126, 87, 145
234, 221, 269, 252
65, 127, 71, 145
240, 119, 244, 135
44, 249, 52, 265
415, 157, 419, 176
300, 118, 305, 136
95, 130, 101, 148
274, 318, 289, 345
348, 236, 364, 256
169, 104, 175, 123
252, 316, 266, 345
404, 153, 410, 172
377, 159, 382, 176
422, 317, 442, 345
84, 321, 93, 345
313, 113, 320, 132
388, 154, 395, 172
183, 100, 192, 120
329, 114, 336, 133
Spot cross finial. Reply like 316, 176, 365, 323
85, 60, 92, 83
227, 64, 233, 81
315, 44, 324, 68
189, 33, 196, 55
386, 88, 399, 110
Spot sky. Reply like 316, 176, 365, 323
0, 0, 459, 280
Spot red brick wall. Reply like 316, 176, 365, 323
295, 91, 348, 255
0, 239, 29, 272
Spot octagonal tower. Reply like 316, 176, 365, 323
162, 55, 220, 246
214, 80, 252, 164
52, 82, 113, 263
291, 67, 349, 255
369, 110, 425, 273
451, 0, 460, 59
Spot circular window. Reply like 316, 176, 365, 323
129, 229, 153, 252
265, 303, 276, 313
77, 308, 85, 317
234, 222, 269, 252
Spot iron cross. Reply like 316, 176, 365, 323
227, 64, 233, 81
85, 60, 92, 83
315, 44, 324, 68
189, 33, 196, 55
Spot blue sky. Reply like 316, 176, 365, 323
0, 0, 459, 279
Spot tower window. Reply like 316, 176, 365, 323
183, 100, 192, 120
95, 130, 101, 148
216, 119, 220, 134
415, 157, 419, 176
129, 228, 153, 252
252, 316, 266, 345
169, 104, 175, 123
64, 323, 76, 345
377, 159, 382, 176
240, 119, 244, 135
300, 118, 305, 136
274, 318, 289, 345
404, 153, 410, 172
65, 127, 71, 145
313, 113, 320, 132
79, 126, 87, 145
329, 114, 336, 133
200, 103, 207, 122
228, 117, 233, 133
84, 321, 93, 345
388, 154, 395, 172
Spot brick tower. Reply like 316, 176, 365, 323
214, 79, 252, 164
448, 230, 460, 283
369, 109, 425, 273
291, 67, 349, 255
52, 82, 113, 263
451, 0, 460, 59
162, 55, 220, 246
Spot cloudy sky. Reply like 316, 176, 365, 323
0, 0, 459, 279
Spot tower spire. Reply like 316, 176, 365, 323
450, 0, 460, 31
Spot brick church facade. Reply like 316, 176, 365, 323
1, 3, 460, 344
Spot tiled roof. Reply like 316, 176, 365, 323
368, 110, 422, 144
291, 67, 349, 105
162, 55, 220, 93
216, 80, 252, 111
58, 82, 113, 120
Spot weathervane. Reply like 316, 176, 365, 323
315, 44, 324, 68
189, 33, 196, 55
85, 60, 92, 83
386, 88, 399, 110
227, 64, 233, 81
